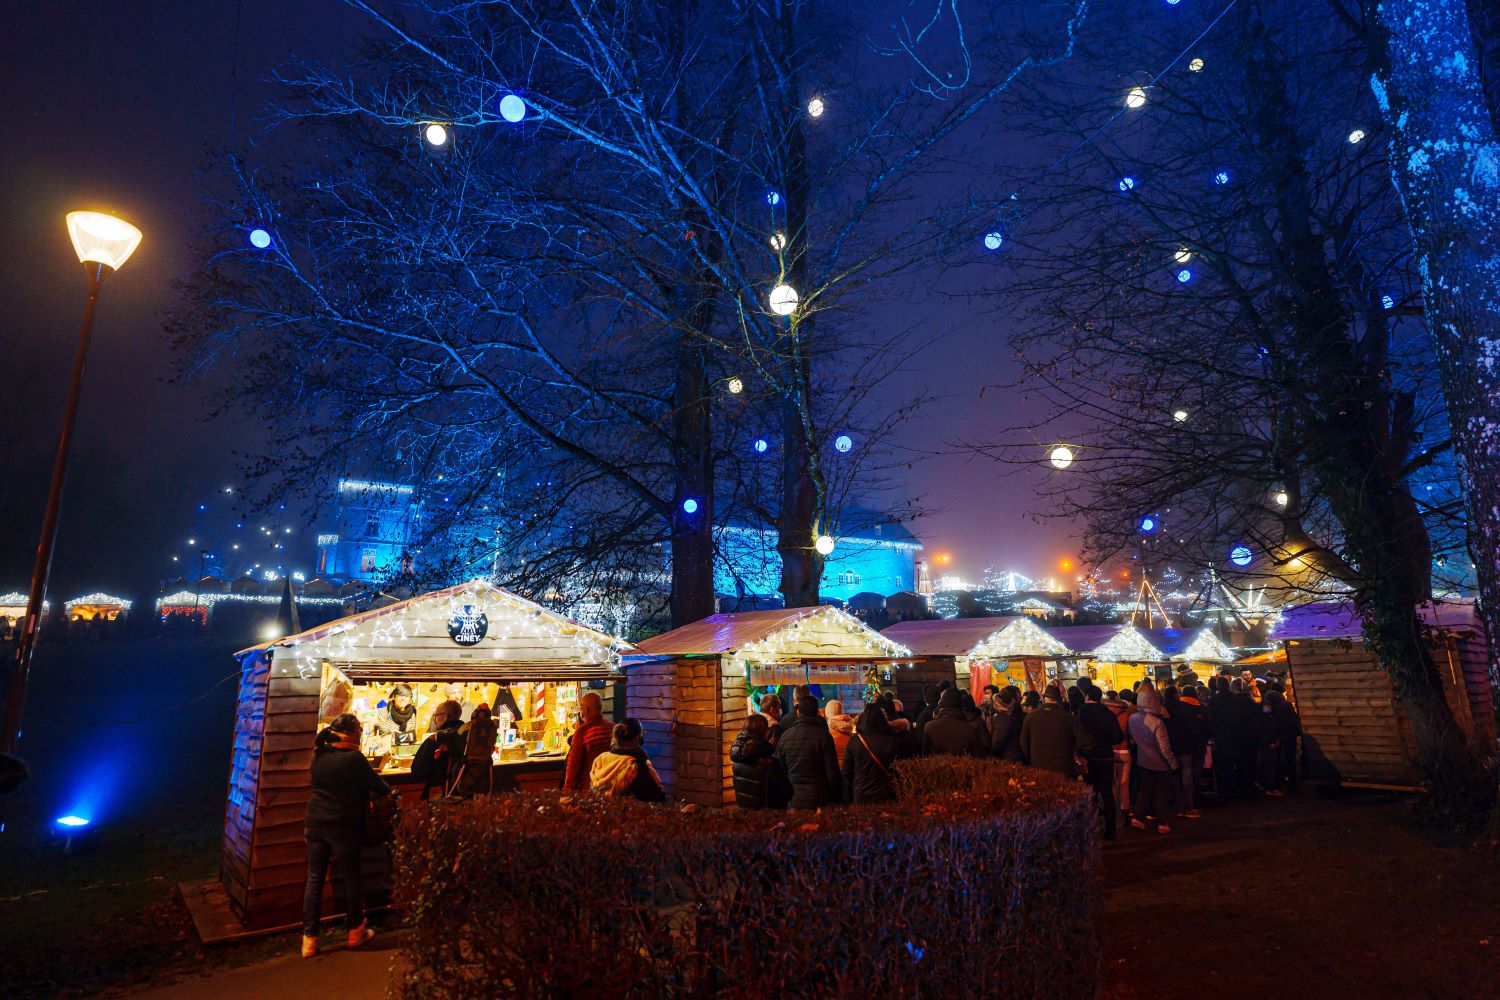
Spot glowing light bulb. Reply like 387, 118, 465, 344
1172, 408, 1189, 422
770, 232, 786, 250
1119, 176, 1136, 192
834, 434, 853, 453
249, 228, 272, 249
753, 438, 769, 453
1049, 445, 1074, 469
1381, 294, 1395, 309
727, 377, 744, 395
424, 123, 449, 146
1214, 170, 1230, 185
1229, 544, 1253, 567
1347, 128, 1365, 144
499, 94, 526, 122
984, 230, 1004, 251
807, 98, 825, 118
1176, 268, 1192, 283
1274, 490, 1289, 507
682, 498, 699, 514
815, 535, 835, 556
1174, 246, 1192, 263
1188, 57, 1204, 72
768, 283, 799, 316
1125, 87, 1147, 109
766, 190, 782, 207
1139, 516, 1157, 533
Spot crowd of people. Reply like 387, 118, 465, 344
727, 671, 1302, 841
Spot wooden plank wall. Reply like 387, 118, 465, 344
894, 657, 957, 712
1288, 640, 1427, 787
221, 651, 268, 919
631, 657, 679, 800
628, 656, 730, 807
720, 663, 746, 807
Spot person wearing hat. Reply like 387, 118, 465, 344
1128, 684, 1179, 833
921, 688, 987, 756
987, 686, 1026, 763
1020, 683, 1090, 778
410, 699, 465, 799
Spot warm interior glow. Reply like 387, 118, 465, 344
66, 211, 142, 271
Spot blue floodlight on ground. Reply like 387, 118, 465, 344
1119, 176, 1136, 192
1177, 268, 1192, 283
1214, 170, 1230, 185
834, 434, 853, 453
499, 93, 526, 122
682, 498, 699, 514
249, 228, 271, 249
766, 190, 781, 206
1230, 544, 1253, 567
984, 230, 1004, 250
56, 815, 90, 828
753, 438, 769, 453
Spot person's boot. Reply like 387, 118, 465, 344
346, 921, 375, 949
301, 934, 319, 959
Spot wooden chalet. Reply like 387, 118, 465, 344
1039, 624, 1234, 691
626, 607, 911, 806
219, 579, 632, 930
880, 616, 1071, 702
1271, 601, 1494, 791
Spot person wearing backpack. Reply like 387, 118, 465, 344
589, 718, 666, 802
409, 699, 464, 799
841, 703, 900, 804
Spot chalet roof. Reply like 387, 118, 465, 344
237, 579, 632, 658
880, 616, 1022, 656
1039, 624, 1137, 656
1270, 600, 1481, 641
633, 605, 910, 658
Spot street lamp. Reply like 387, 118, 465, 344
1, 211, 140, 755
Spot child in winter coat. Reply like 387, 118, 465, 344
589, 718, 666, 802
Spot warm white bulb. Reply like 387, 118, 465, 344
726, 377, 744, 394
424, 123, 449, 146
66, 211, 142, 271
1125, 87, 1147, 109
770, 232, 786, 250
1049, 445, 1074, 470
769, 283, 799, 316
807, 98, 825, 118
1188, 57, 1204, 73
815, 535, 835, 556
1347, 128, 1366, 144
1174, 246, 1192, 263
1172, 409, 1189, 423
1274, 490, 1289, 507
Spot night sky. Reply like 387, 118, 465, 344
1, 1, 1076, 602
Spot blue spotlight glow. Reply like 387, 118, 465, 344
56, 815, 90, 828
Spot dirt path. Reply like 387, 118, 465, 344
1101, 790, 1500, 1000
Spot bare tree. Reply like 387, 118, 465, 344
968, 0, 1489, 810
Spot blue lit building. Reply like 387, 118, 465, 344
715, 511, 922, 605
314, 479, 423, 582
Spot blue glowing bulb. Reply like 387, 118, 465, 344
682, 498, 699, 514
1214, 170, 1230, 185
56, 815, 90, 828
753, 438, 769, 453
766, 190, 782, 207
1176, 268, 1192, 283
1118, 176, 1136, 192
499, 93, 526, 122
983, 230, 1004, 251
1139, 516, 1156, 533
834, 434, 853, 453
249, 228, 271, 249
1381, 294, 1394, 310
1229, 544, 1253, 567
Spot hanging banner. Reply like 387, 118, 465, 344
1023, 658, 1046, 693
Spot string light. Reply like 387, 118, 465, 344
1176, 268, 1193, 283
766, 190, 782, 207
1049, 445, 1075, 469
499, 94, 527, 123
1172, 408, 1189, 422
1213, 170, 1230, 185
768, 283, 799, 315
1381, 294, 1395, 309
424, 123, 449, 146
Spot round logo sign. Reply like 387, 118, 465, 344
448, 606, 488, 646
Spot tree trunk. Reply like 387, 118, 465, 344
771, 0, 825, 609
1362, 0, 1500, 807
670, 323, 716, 628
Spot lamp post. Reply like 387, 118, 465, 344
0, 211, 141, 755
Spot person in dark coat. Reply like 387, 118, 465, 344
730, 714, 781, 809
1078, 686, 1125, 838
1263, 685, 1302, 792
301, 713, 390, 958
988, 686, 1026, 762
1019, 684, 1090, 777
913, 684, 942, 733
758, 693, 786, 746
1066, 683, 1086, 715
774, 697, 842, 809
1233, 679, 1267, 794
1160, 686, 1197, 817
1021, 689, 1042, 713
1208, 675, 1246, 795
922, 688, 987, 756
842, 703, 901, 804
410, 699, 465, 799
957, 689, 983, 725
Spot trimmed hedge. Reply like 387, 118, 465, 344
392, 757, 1099, 998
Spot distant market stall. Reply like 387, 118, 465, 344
627, 607, 911, 806
64, 592, 131, 622
1042, 624, 1235, 690
215, 579, 632, 932
1270, 601, 1493, 791
881, 616, 1070, 702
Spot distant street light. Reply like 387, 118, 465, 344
2, 211, 141, 755
1048, 445, 1075, 469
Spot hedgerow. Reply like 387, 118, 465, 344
392, 757, 1099, 998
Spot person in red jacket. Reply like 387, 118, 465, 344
563, 691, 614, 790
